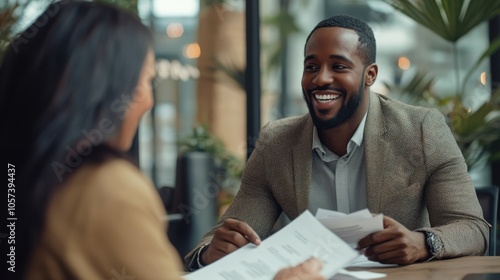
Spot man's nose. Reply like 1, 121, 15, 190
312, 67, 333, 86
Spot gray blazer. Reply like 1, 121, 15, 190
185, 93, 489, 267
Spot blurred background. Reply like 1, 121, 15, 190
2, 0, 499, 257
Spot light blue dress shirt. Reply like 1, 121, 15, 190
308, 113, 368, 215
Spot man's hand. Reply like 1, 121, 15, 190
273, 258, 325, 280
201, 218, 261, 265
357, 216, 429, 264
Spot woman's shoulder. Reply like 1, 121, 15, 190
83, 158, 145, 182
53, 157, 161, 220
74, 158, 152, 195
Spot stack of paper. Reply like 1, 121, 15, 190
315, 208, 384, 248
316, 208, 396, 271
185, 211, 360, 280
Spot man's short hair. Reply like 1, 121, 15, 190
305, 15, 376, 66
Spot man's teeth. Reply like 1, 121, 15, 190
314, 94, 341, 102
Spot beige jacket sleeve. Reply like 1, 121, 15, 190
415, 109, 489, 258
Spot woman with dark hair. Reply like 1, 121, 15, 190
1, 1, 181, 279
0, 1, 324, 279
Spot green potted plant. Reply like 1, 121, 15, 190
386, 0, 500, 171
177, 125, 244, 216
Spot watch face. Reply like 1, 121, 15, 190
426, 232, 444, 256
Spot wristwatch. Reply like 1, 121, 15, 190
423, 231, 444, 261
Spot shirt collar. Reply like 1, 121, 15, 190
312, 111, 368, 157
350, 111, 368, 148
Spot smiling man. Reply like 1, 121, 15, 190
185, 15, 489, 270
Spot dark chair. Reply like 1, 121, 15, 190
475, 186, 499, 256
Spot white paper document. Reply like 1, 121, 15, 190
184, 211, 360, 280
316, 209, 384, 247
316, 208, 395, 270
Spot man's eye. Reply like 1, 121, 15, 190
304, 65, 318, 72
333, 65, 347, 70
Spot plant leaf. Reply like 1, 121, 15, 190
386, 0, 500, 42
454, 102, 494, 136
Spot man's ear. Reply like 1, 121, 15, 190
365, 63, 378, 86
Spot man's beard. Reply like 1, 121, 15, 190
303, 76, 365, 130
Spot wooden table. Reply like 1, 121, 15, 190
348, 256, 500, 280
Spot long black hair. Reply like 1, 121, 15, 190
0, 1, 153, 277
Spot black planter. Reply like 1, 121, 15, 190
168, 152, 218, 257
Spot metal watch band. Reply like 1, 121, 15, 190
424, 231, 444, 259
196, 243, 210, 268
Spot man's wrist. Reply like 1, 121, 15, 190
196, 243, 210, 268
422, 231, 444, 262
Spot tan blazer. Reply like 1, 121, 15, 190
185, 93, 489, 267
27, 159, 183, 280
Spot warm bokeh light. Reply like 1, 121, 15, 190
398, 56, 411, 70
184, 43, 201, 59
480, 71, 487, 85
166, 23, 184, 38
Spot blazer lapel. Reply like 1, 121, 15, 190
292, 116, 314, 217
364, 93, 388, 213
